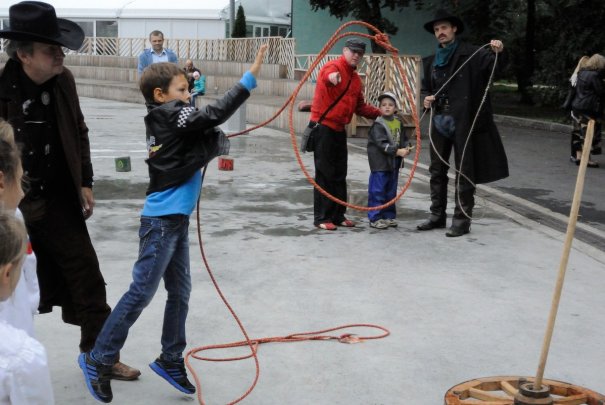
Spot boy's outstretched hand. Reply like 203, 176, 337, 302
250, 44, 268, 77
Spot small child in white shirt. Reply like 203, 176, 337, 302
0, 209, 53, 405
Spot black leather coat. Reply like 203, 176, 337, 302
421, 42, 509, 184
144, 83, 249, 193
572, 69, 604, 118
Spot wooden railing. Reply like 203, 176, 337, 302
2, 37, 421, 115
295, 54, 422, 117
71, 36, 296, 78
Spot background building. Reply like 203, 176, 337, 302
291, 2, 435, 57
0, 0, 291, 41
220, 0, 291, 38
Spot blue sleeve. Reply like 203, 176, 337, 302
239, 71, 257, 91
137, 52, 146, 75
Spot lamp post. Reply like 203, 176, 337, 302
230, 0, 235, 37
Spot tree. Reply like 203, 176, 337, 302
232, 5, 247, 38
309, 0, 425, 53
311, 0, 605, 106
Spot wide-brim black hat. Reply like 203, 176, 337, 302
423, 9, 465, 35
0, 1, 84, 50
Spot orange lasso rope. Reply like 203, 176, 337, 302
185, 22, 410, 404
228, 21, 422, 212
186, 181, 390, 404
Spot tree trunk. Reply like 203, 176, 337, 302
516, 0, 535, 104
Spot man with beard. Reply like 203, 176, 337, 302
416, 9, 509, 237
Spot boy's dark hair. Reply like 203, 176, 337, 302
139, 62, 187, 104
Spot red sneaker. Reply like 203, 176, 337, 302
316, 222, 337, 231
339, 219, 356, 228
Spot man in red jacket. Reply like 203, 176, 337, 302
309, 38, 381, 230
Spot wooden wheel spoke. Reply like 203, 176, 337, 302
553, 394, 588, 405
469, 387, 513, 401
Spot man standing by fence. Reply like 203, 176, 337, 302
309, 38, 381, 230
137, 30, 178, 76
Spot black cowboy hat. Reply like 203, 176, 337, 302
423, 9, 465, 35
0, 1, 84, 50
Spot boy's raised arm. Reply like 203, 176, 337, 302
249, 44, 268, 77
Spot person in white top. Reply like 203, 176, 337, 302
0, 120, 40, 337
0, 209, 39, 336
0, 127, 53, 404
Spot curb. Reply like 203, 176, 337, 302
494, 114, 570, 134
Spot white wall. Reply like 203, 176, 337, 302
118, 19, 225, 40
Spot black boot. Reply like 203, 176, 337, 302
445, 225, 470, 237
417, 217, 446, 231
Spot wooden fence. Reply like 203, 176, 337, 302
74, 36, 296, 79
1, 36, 421, 114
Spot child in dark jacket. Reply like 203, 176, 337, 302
79, 45, 267, 404
367, 91, 412, 229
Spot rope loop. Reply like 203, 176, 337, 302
227, 20, 422, 212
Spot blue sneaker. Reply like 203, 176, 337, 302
78, 352, 113, 403
149, 357, 196, 394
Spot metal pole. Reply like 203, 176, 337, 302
230, 0, 235, 38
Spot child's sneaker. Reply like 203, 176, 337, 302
78, 352, 113, 403
149, 356, 196, 394
370, 219, 389, 229
385, 219, 398, 227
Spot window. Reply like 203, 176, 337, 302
270, 26, 278, 36
75, 21, 94, 37
279, 27, 288, 38
96, 20, 117, 37
254, 26, 261, 37
246, 24, 253, 37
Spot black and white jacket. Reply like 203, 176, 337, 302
144, 84, 249, 194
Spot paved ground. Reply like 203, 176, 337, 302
34, 98, 605, 405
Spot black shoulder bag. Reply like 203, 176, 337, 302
300, 77, 352, 153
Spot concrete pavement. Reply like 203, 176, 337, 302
35, 97, 605, 405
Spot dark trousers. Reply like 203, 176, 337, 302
428, 130, 475, 229
313, 125, 348, 225
26, 196, 111, 352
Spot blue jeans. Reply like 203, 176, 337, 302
91, 215, 192, 364
368, 169, 399, 222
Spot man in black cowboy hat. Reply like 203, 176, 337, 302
0, 1, 140, 381
416, 9, 509, 237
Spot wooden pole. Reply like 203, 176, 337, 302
534, 119, 595, 388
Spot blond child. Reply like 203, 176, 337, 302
0, 120, 39, 336
0, 127, 53, 404
366, 92, 412, 229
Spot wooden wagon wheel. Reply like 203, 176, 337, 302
444, 376, 605, 405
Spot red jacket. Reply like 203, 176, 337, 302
310, 55, 380, 132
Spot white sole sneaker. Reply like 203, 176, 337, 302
370, 220, 389, 229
